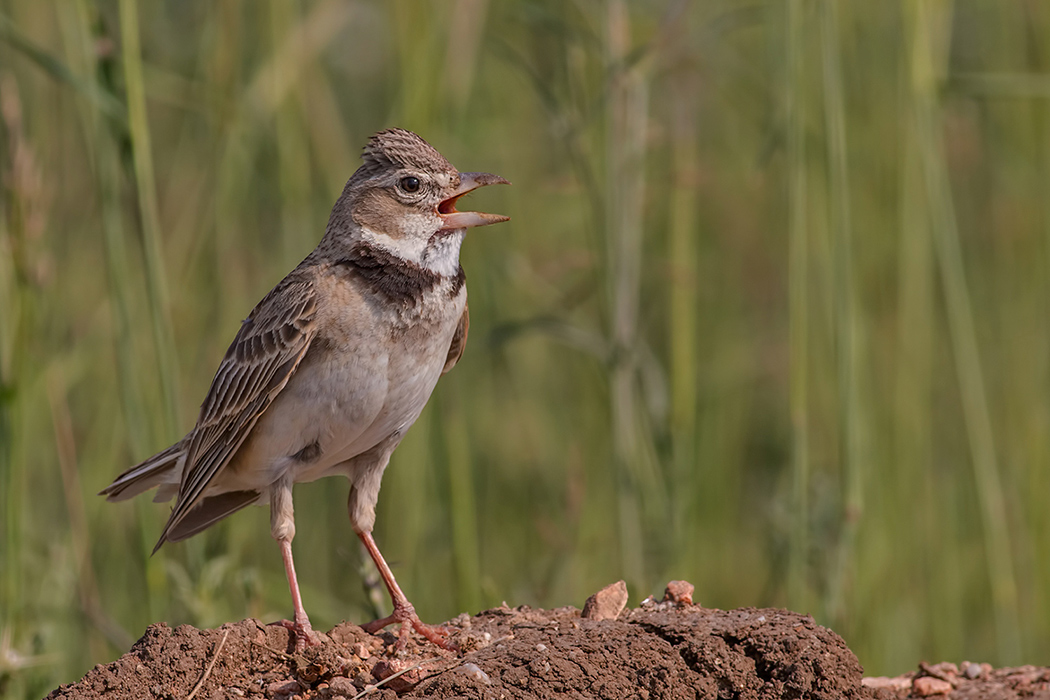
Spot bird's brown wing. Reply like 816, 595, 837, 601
442, 303, 469, 374
155, 274, 319, 550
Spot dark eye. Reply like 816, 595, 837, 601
399, 176, 421, 193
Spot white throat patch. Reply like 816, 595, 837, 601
422, 230, 466, 277
359, 226, 465, 278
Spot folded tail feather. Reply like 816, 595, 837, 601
99, 442, 185, 502
154, 489, 261, 553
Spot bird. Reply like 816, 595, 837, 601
100, 128, 509, 650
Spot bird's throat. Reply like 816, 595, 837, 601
422, 228, 466, 277
336, 241, 465, 307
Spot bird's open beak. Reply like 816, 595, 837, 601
438, 172, 510, 230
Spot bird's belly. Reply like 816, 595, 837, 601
222, 332, 450, 490
319, 349, 446, 470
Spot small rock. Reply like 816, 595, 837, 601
861, 676, 912, 692
962, 661, 984, 679
454, 662, 491, 685
327, 676, 359, 696
372, 659, 425, 692
913, 676, 952, 696
351, 642, 370, 659
925, 661, 959, 681
663, 580, 695, 605
582, 580, 628, 620
265, 678, 301, 699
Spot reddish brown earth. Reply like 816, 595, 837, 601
45, 584, 1050, 700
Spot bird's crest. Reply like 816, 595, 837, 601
361, 128, 454, 175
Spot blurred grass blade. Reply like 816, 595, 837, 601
668, 78, 699, 537
119, 0, 180, 441
605, 0, 663, 589
65, 0, 166, 616
269, 0, 315, 260
245, 0, 356, 114
0, 11, 125, 123
786, 0, 810, 613
442, 390, 481, 614
48, 368, 134, 653
950, 72, 1050, 98
910, 0, 1021, 664
820, 0, 864, 627
442, 0, 490, 112
0, 74, 32, 652
897, 0, 941, 655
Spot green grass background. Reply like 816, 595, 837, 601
2, 0, 1050, 695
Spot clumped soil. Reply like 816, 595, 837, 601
45, 593, 1047, 699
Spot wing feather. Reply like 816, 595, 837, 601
442, 303, 469, 374
155, 275, 318, 549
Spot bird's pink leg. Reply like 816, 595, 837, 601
358, 530, 456, 650
270, 538, 320, 651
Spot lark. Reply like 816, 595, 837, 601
101, 128, 509, 650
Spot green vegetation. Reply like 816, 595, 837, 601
1, 0, 1048, 695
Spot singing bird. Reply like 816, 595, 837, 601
101, 128, 509, 649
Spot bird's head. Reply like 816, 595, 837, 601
327, 128, 509, 276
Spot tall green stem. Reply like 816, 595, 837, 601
786, 0, 810, 612
119, 0, 180, 442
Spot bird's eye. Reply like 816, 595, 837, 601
399, 176, 421, 193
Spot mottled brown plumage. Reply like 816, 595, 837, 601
101, 128, 509, 650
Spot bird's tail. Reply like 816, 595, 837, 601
99, 440, 185, 502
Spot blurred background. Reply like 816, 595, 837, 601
2, 0, 1049, 695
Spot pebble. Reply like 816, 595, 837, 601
961, 661, 991, 679
925, 661, 959, 678
265, 678, 301, 699
913, 676, 953, 696
372, 659, 425, 692
582, 580, 628, 620
327, 676, 359, 696
455, 662, 491, 685
663, 580, 695, 605
861, 676, 913, 692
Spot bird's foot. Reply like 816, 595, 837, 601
269, 618, 324, 652
362, 602, 457, 651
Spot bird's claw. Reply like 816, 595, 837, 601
408, 618, 456, 650
269, 618, 324, 652
362, 604, 457, 651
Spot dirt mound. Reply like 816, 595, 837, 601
44, 577, 1050, 700
46, 593, 876, 699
